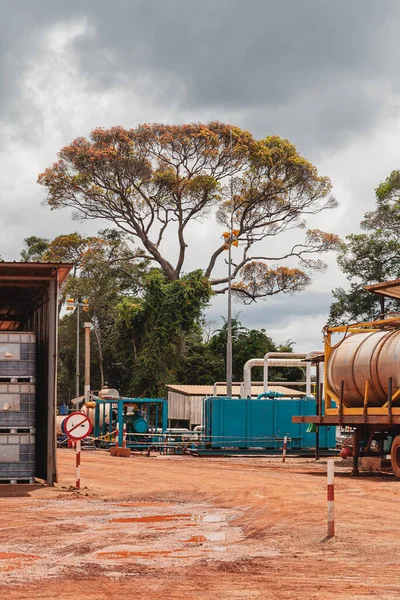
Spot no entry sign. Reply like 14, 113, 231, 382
64, 412, 92, 441
63, 411, 92, 490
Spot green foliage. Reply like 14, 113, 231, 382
20, 236, 50, 261
111, 269, 212, 396
329, 175, 400, 325
176, 318, 303, 386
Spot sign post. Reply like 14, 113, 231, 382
64, 411, 92, 490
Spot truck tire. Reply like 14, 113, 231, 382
391, 435, 400, 478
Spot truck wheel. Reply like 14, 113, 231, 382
390, 435, 400, 478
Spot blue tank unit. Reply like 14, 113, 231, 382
203, 396, 335, 450
127, 413, 148, 434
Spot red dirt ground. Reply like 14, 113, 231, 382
1, 449, 400, 599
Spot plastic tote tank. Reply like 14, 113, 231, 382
203, 396, 335, 450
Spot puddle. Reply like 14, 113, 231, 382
98, 549, 205, 559
185, 532, 225, 543
112, 513, 229, 524
0, 552, 39, 572
151, 524, 196, 530
115, 502, 169, 508
197, 514, 227, 523
99, 550, 174, 559
111, 514, 191, 523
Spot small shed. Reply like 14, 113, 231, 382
166, 383, 305, 429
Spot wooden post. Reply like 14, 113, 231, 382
327, 460, 335, 538
282, 435, 287, 463
76, 439, 81, 490
83, 323, 91, 403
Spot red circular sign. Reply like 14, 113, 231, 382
63, 412, 92, 441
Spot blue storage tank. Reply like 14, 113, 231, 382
203, 396, 335, 450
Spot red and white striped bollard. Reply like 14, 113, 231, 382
282, 435, 287, 463
76, 439, 81, 490
327, 460, 335, 537
122, 422, 127, 448
115, 423, 119, 448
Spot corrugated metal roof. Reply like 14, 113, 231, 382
0, 262, 73, 330
166, 384, 305, 397
365, 279, 400, 300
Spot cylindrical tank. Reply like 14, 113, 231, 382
56, 414, 67, 435
126, 412, 148, 435
327, 330, 400, 407
56, 402, 111, 434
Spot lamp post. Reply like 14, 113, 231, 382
222, 229, 239, 397
66, 298, 90, 399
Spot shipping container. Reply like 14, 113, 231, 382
0, 262, 72, 484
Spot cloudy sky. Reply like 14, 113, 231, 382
1, 0, 400, 350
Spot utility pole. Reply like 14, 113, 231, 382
66, 298, 90, 399
226, 121, 235, 398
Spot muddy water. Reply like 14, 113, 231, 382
98, 550, 205, 559
185, 531, 225, 543
111, 513, 192, 523
0, 553, 39, 573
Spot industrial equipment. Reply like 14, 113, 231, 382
293, 278, 400, 477
94, 396, 168, 449
201, 393, 335, 454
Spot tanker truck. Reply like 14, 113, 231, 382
293, 280, 400, 477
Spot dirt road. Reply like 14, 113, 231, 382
1, 449, 400, 599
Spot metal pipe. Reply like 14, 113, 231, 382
306, 362, 311, 396
263, 353, 307, 393
243, 357, 309, 398
263, 351, 322, 396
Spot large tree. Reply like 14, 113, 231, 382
38, 122, 340, 302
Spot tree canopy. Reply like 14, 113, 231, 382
38, 122, 340, 302
329, 171, 400, 325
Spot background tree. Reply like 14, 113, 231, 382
38, 122, 341, 302
329, 173, 400, 325
21, 230, 146, 395
174, 318, 303, 386
110, 270, 212, 396
20, 236, 50, 261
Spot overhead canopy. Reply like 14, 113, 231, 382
365, 279, 400, 300
0, 262, 73, 330
167, 384, 305, 397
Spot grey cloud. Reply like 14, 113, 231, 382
207, 290, 333, 329
1, 0, 400, 153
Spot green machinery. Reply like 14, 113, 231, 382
94, 397, 168, 449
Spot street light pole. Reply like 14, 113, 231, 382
226, 123, 234, 398
226, 239, 233, 397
